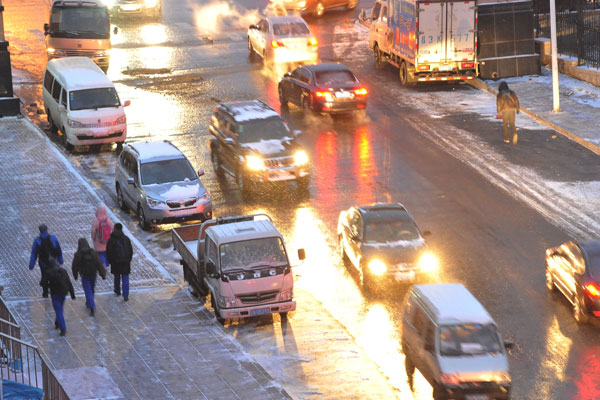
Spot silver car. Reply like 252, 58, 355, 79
115, 141, 212, 230
247, 15, 318, 65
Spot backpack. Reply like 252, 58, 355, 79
39, 235, 57, 263
99, 218, 111, 244
79, 249, 97, 277
111, 238, 129, 264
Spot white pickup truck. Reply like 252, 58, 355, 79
172, 214, 304, 324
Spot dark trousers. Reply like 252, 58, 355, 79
81, 275, 97, 311
40, 268, 50, 297
114, 274, 129, 299
502, 109, 517, 142
51, 295, 66, 332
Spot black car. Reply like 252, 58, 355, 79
545, 240, 600, 323
337, 203, 437, 293
209, 100, 311, 197
278, 63, 368, 114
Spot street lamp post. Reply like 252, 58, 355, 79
549, 0, 561, 112
0, 0, 21, 117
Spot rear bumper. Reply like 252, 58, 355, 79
272, 48, 318, 64
220, 300, 296, 319
442, 384, 511, 399
315, 98, 367, 113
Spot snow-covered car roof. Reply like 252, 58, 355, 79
266, 15, 309, 24
128, 141, 185, 163
207, 219, 282, 246
46, 57, 114, 92
218, 100, 281, 123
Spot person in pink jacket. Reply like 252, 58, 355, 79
91, 205, 114, 266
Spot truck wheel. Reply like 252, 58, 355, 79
374, 45, 385, 69
47, 111, 58, 135
211, 146, 224, 178
237, 171, 253, 199
211, 294, 226, 325
61, 128, 74, 151
399, 61, 416, 87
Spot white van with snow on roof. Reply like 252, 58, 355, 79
43, 57, 129, 151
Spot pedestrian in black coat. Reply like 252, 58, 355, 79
496, 81, 520, 145
44, 258, 75, 336
106, 223, 133, 301
72, 238, 106, 316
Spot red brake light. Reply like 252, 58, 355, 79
354, 88, 368, 95
417, 64, 430, 71
461, 62, 475, 69
315, 91, 328, 97
271, 40, 285, 48
308, 37, 318, 46
586, 284, 600, 297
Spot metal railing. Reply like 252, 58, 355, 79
0, 296, 19, 339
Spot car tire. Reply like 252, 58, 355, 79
279, 85, 288, 108
47, 111, 58, 135
573, 298, 589, 324
237, 170, 252, 199
339, 236, 350, 267
399, 61, 416, 87
116, 184, 127, 211
61, 127, 73, 151
211, 146, 224, 177
374, 45, 385, 69
545, 268, 555, 292
313, 2, 325, 17
137, 204, 151, 231
211, 294, 226, 325
360, 263, 373, 294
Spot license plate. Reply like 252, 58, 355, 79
394, 271, 415, 281
335, 91, 351, 99
250, 308, 271, 317
121, 4, 140, 11
439, 65, 453, 71
269, 171, 293, 181
466, 395, 489, 400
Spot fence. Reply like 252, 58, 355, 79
534, 0, 600, 68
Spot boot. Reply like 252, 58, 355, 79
59, 330, 66, 337
90, 308, 95, 317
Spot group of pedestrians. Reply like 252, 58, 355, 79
28, 205, 133, 336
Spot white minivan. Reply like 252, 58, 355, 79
43, 57, 129, 150
402, 283, 512, 400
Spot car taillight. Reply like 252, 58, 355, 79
271, 40, 285, 48
308, 37, 318, 46
315, 91, 329, 97
354, 88, 368, 95
461, 62, 474, 69
586, 283, 600, 297
417, 64, 430, 71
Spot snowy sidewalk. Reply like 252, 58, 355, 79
473, 66, 600, 155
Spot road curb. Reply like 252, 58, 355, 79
467, 78, 600, 157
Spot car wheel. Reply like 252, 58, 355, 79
339, 236, 350, 267
302, 95, 313, 114
545, 268, 555, 292
573, 298, 589, 324
313, 2, 325, 17
116, 184, 127, 211
211, 146, 224, 177
374, 45, 385, 69
137, 204, 150, 231
61, 128, 73, 151
211, 294, 226, 325
115, 142, 123, 154
247, 38, 257, 61
346, 0, 358, 10
399, 61, 416, 87
47, 111, 58, 134
279, 85, 288, 108
360, 263, 373, 294
237, 170, 252, 199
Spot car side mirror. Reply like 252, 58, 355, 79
224, 137, 234, 145
297, 248, 306, 261
58, 104, 66, 113
504, 340, 514, 350
206, 261, 216, 275
249, 24, 257, 30
113, 26, 119, 35
127, 176, 135, 186
123, 100, 131, 107
422, 230, 431, 237
293, 129, 301, 137
197, 169, 204, 177
44, 23, 50, 35
284, 72, 292, 78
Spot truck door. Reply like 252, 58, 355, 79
418, 2, 446, 65
448, 1, 476, 65
370, 3, 389, 54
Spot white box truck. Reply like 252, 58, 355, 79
368, 0, 478, 85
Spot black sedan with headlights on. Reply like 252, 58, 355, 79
545, 240, 600, 324
337, 203, 437, 294
278, 63, 368, 115
209, 99, 311, 198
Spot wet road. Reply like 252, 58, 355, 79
8, 0, 600, 398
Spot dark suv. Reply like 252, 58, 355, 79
546, 240, 600, 324
337, 203, 437, 293
209, 100, 311, 197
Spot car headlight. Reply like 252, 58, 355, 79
293, 150, 309, 166
368, 259, 387, 276
218, 296, 237, 308
67, 119, 85, 128
96, 49, 111, 57
146, 196, 163, 207
145, 0, 159, 7
246, 155, 264, 171
198, 192, 210, 202
115, 114, 126, 124
280, 288, 293, 301
47, 48, 66, 56
418, 252, 439, 272
298, 0, 306, 7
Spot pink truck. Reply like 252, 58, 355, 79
172, 214, 304, 324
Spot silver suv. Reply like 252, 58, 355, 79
115, 141, 212, 230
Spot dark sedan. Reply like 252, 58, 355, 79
278, 64, 368, 114
546, 240, 600, 324
337, 203, 438, 294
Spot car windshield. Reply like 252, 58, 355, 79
273, 22, 310, 37
50, 6, 110, 39
439, 324, 503, 357
315, 70, 357, 86
69, 88, 120, 111
588, 255, 600, 280
220, 237, 288, 271
364, 220, 421, 243
140, 159, 197, 185
238, 117, 291, 143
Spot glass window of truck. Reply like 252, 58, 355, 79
219, 238, 287, 270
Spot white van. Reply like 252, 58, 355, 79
402, 283, 512, 400
43, 57, 129, 150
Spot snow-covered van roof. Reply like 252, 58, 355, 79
207, 219, 282, 246
218, 100, 281, 123
46, 57, 113, 92
128, 141, 185, 163
52, 0, 105, 7
412, 283, 495, 326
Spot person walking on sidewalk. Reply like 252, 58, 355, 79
72, 238, 106, 316
91, 205, 113, 267
29, 224, 64, 298
45, 258, 76, 336
106, 223, 133, 301
496, 81, 520, 145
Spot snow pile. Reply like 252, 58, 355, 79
160, 183, 200, 199
241, 139, 288, 155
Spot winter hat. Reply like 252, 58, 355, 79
38, 224, 48, 233
114, 223, 123, 231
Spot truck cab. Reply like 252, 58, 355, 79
172, 214, 304, 325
